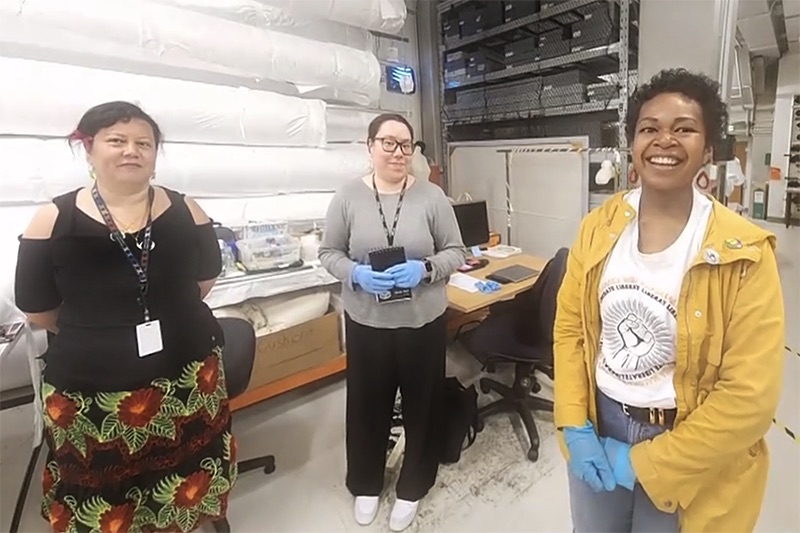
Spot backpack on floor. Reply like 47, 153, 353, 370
439, 377, 479, 464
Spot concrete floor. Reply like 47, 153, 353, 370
1, 223, 798, 533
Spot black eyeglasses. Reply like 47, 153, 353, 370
374, 137, 414, 156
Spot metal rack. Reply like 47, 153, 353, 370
440, 0, 607, 51
437, 0, 635, 192
783, 96, 800, 227
447, 42, 622, 90
445, 98, 620, 126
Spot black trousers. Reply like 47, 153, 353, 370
344, 313, 447, 501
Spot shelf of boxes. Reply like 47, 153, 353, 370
444, 98, 621, 126
437, 0, 637, 190
441, 0, 603, 51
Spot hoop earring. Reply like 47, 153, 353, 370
696, 170, 710, 190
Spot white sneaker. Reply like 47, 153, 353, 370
354, 496, 380, 526
389, 499, 419, 532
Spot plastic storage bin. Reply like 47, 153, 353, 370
240, 221, 289, 240
237, 234, 301, 271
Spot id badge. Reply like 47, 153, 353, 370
136, 320, 164, 358
375, 288, 413, 304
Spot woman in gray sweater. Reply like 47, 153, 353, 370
319, 113, 466, 531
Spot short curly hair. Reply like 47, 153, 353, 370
625, 68, 728, 149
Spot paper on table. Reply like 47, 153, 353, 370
448, 273, 480, 293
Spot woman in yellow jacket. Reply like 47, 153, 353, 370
554, 68, 785, 533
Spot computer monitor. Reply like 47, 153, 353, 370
453, 200, 490, 248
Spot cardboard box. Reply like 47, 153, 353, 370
505, 0, 540, 23
466, 50, 505, 77
329, 293, 346, 353
505, 36, 539, 68
246, 309, 341, 391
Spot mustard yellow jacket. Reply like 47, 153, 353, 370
554, 191, 785, 532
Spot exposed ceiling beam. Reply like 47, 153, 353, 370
769, 0, 790, 54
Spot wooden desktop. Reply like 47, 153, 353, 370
446, 254, 547, 314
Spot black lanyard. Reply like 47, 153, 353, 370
91, 184, 155, 322
372, 173, 408, 247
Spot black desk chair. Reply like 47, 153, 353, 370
461, 248, 568, 462
213, 316, 276, 533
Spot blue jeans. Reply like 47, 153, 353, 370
568, 391, 679, 533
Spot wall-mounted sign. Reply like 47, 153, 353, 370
385, 64, 416, 95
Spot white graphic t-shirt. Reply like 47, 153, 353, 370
596, 187, 712, 409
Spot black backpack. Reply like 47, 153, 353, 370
438, 377, 479, 464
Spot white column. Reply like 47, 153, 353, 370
638, 0, 738, 88
639, 0, 713, 81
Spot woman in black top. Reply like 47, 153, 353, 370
14, 101, 236, 533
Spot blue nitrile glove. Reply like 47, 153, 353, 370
476, 280, 501, 293
601, 437, 636, 491
351, 264, 395, 295
563, 422, 617, 492
386, 260, 426, 289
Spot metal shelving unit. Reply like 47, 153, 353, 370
616, 0, 631, 188
445, 98, 620, 126
436, 0, 636, 192
440, 0, 602, 51
436, 0, 472, 14
448, 42, 620, 89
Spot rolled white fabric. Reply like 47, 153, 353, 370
0, 138, 371, 205
0, 0, 381, 105
0, 57, 327, 148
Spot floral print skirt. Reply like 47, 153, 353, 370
40, 348, 238, 533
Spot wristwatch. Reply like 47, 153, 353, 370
423, 259, 433, 280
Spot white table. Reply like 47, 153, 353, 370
204, 262, 338, 310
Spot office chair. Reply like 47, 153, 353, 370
213, 316, 276, 533
461, 248, 568, 462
